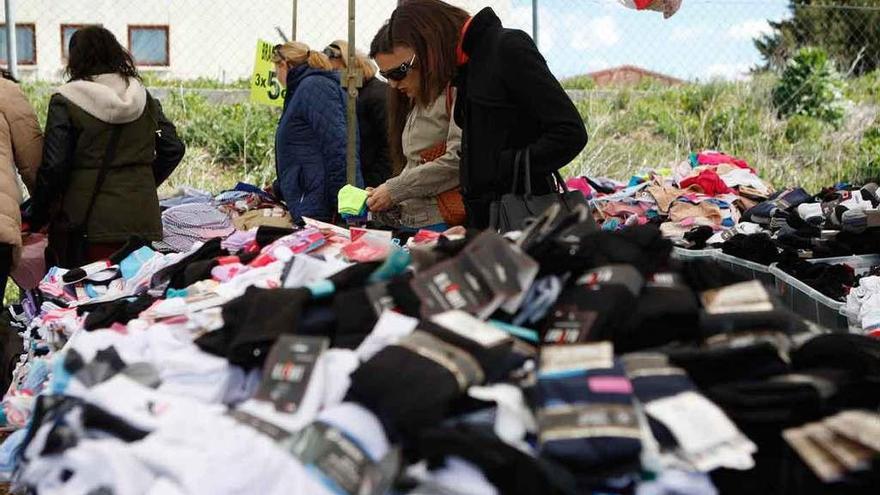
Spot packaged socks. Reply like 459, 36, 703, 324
536, 343, 642, 475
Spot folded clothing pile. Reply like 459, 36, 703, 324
1, 201, 880, 495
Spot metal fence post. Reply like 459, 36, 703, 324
345, 0, 362, 186
4, 0, 18, 79
291, 0, 297, 40
532, 0, 539, 46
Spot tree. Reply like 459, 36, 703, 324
756, 0, 880, 76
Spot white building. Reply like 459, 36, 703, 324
0, 0, 513, 82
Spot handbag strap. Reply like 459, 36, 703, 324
511, 147, 573, 198
510, 149, 523, 195
80, 125, 123, 234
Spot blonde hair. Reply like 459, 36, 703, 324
272, 41, 332, 71
327, 40, 377, 81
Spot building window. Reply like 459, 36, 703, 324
128, 25, 169, 66
0, 23, 37, 65
60, 24, 98, 61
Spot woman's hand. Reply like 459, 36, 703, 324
366, 184, 394, 212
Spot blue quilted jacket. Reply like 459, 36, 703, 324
275, 65, 361, 221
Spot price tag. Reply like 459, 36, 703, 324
250, 39, 287, 107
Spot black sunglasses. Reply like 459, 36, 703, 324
380, 54, 416, 82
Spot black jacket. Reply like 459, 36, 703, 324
454, 8, 588, 228
357, 77, 391, 188
30, 90, 184, 232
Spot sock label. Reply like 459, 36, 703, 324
700, 281, 773, 314
365, 282, 396, 317
398, 331, 485, 390
621, 353, 687, 380
539, 342, 614, 378
290, 421, 384, 495
431, 310, 511, 347
463, 232, 525, 297
543, 305, 598, 345
783, 426, 846, 483
228, 409, 290, 442
411, 256, 501, 319
802, 422, 874, 472
255, 335, 329, 414
588, 376, 633, 394
824, 410, 880, 454
577, 265, 644, 296
538, 403, 641, 443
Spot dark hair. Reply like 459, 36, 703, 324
66, 26, 140, 82
0, 68, 17, 83
371, 0, 469, 174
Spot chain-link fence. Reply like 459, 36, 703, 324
2, 1, 877, 86
521, 0, 880, 86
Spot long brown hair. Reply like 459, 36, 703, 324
67, 26, 140, 82
371, 0, 469, 174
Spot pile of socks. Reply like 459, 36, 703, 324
338, 184, 370, 223
158, 203, 236, 253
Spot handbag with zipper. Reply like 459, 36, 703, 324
489, 147, 587, 233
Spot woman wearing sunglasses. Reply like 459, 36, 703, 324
324, 41, 391, 189
365, 13, 467, 232
271, 42, 361, 223
389, 0, 588, 229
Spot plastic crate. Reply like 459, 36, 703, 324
805, 255, 880, 275
770, 265, 849, 331
712, 252, 776, 286
671, 247, 720, 260
807, 255, 880, 332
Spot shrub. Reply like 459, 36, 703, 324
772, 47, 846, 125
784, 115, 825, 143
856, 125, 880, 182
561, 74, 596, 91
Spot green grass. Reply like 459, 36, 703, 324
566, 72, 880, 192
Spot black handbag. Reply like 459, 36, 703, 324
489, 147, 587, 233
47, 126, 122, 269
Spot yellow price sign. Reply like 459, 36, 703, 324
250, 39, 286, 107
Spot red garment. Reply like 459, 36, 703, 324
85, 242, 125, 264
680, 170, 733, 196
456, 16, 474, 65
696, 151, 755, 173
565, 177, 594, 198
634, 0, 654, 8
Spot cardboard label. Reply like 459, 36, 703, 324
539, 342, 614, 377
398, 331, 485, 390
824, 410, 880, 453
255, 335, 328, 413
783, 426, 847, 483
463, 232, 524, 298
250, 39, 286, 107
290, 422, 377, 495
228, 409, 290, 442
542, 306, 598, 345
803, 422, 874, 472
411, 257, 501, 319
431, 310, 511, 348
538, 403, 640, 443
365, 282, 396, 317
701, 281, 773, 314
